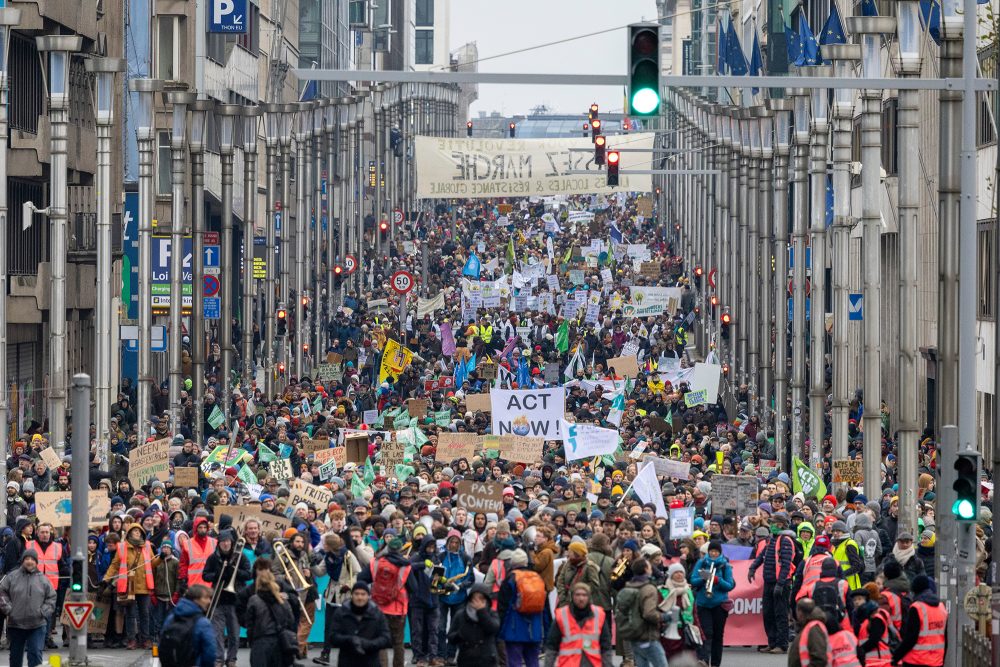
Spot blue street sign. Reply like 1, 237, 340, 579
275, 211, 282, 232
788, 247, 812, 270
849, 293, 864, 321
204, 297, 222, 320
208, 0, 247, 33
204, 275, 221, 297
788, 298, 811, 322
150, 236, 221, 308
203, 244, 220, 269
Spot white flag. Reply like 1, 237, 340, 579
632, 461, 668, 518
563, 421, 619, 461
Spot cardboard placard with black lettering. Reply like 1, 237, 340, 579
454, 480, 504, 514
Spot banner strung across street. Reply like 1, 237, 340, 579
414, 134, 655, 199
491, 387, 566, 440
623, 286, 683, 318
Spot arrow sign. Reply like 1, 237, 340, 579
64, 601, 95, 630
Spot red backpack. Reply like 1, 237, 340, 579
371, 559, 410, 607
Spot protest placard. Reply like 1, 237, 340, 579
174, 466, 199, 489
640, 455, 690, 480
479, 363, 497, 380
465, 393, 492, 412
39, 447, 61, 470
436, 433, 479, 462
380, 440, 407, 471
491, 387, 565, 440
498, 436, 545, 463
128, 437, 171, 488
670, 506, 695, 538
268, 459, 294, 481
556, 498, 592, 515
454, 480, 504, 514
36, 490, 111, 528
710, 475, 760, 515
684, 389, 708, 408
215, 506, 290, 538
318, 460, 338, 482
607, 355, 640, 377
833, 459, 864, 486
407, 398, 429, 418
301, 438, 330, 456
563, 423, 618, 461
362, 409, 379, 425
639, 261, 661, 278
286, 478, 334, 511
314, 446, 346, 467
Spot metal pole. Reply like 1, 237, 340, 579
217, 104, 240, 419
736, 112, 750, 385
242, 106, 260, 385
67, 373, 90, 665
279, 105, 294, 387
190, 99, 212, 446
806, 67, 831, 472
770, 98, 793, 469
165, 89, 195, 435
789, 83, 810, 463
263, 104, 279, 397
295, 104, 310, 378
825, 44, 860, 490
128, 77, 162, 441
746, 109, 761, 414
313, 104, 324, 366
758, 107, 775, 430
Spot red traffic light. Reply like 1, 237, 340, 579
595, 136, 606, 148
721, 312, 732, 325
607, 151, 620, 165
334, 265, 343, 275
694, 266, 704, 277
710, 295, 719, 306
722, 363, 730, 375
379, 220, 389, 232
276, 308, 287, 319
301, 295, 309, 306
592, 119, 601, 131
278, 362, 286, 374
467, 121, 473, 128
589, 103, 599, 117
583, 123, 589, 131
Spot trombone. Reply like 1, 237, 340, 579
208, 536, 246, 619
704, 562, 717, 596
274, 541, 311, 620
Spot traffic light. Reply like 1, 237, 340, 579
694, 266, 704, 279
582, 123, 589, 137
276, 307, 288, 337
303, 342, 310, 354
628, 24, 661, 116
379, 219, 389, 240
721, 310, 731, 340
466, 121, 473, 137
333, 264, 344, 288
278, 362, 286, 376
594, 135, 606, 166
589, 103, 599, 120
722, 363, 731, 376
508, 122, 516, 138
710, 295, 719, 307
71, 557, 84, 593
952, 450, 981, 521
721, 311, 732, 325
606, 150, 620, 186
591, 118, 602, 142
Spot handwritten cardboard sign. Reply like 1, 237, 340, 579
832, 459, 864, 486
465, 393, 492, 413
314, 446, 346, 467
286, 478, 334, 512
407, 398, 429, 418
267, 459, 294, 481
128, 437, 171, 488
214, 506, 290, 538
380, 440, 407, 472
498, 435, 545, 463
454, 480, 504, 514
36, 490, 111, 528
607, 355, 640, 378
39, 447, 62, 470
301, 438, 330, 456
174, 466, 199, 489
436, 433, 479, 462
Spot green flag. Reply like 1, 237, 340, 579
207, 405, 225, 430
555, 320, 569, 354
435, 410, 451, 426
393, 411, 411, 430
236, 463, 258, 486
257, 445, 277, 463
792, 456, 827, 501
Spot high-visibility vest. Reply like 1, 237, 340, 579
115, 541, 154, 594
489, 559, 506, 610
881, 590, 903, 631
902, 601, 946, 666
797, 619, 833, 667
796, 553, 829, 600
26, 540, 62, 590
858, 608, 892, 667
186, 536, 217, 588
480, 325, 493, 343
554, 604, 605, 667
829, 630, 861, 667
770, 534, 797, 579
832, 539, 861, 590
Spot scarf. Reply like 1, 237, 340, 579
892, 543, 916, 565
127, 533, 146, 548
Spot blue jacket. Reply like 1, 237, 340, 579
690, 554, 735, 609
162, 597, 217, 667
409, 537, 440, 608
496, 567, 544, 644
439, 547, 473, 606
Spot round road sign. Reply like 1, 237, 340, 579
390, 270, 415, 295
392, 209, 404, 225
708, 268, 717, 289
344, 255, 358, 274
204, 275, 221, 297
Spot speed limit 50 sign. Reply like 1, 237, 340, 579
390, 270, 415, 295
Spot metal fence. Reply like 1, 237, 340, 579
961, 624, 992, 667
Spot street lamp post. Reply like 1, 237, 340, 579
164, 87, 196, 435
36, 35, 83, 454
242, 105, 260, 385
325, 102, 337, 318
769, 98, 793, 469
312, 101, 325, 364
278, 103, 294, 388
0, 5, 21, 517
263, 103, 281, 396
848, 16, 896, 499
189, 98, 213, 445
216, 103, 241, 419
756, 106, 775, 428
824, 43, 861, 490
746, 108, 762, 414
294, 102, 312, 379
789, 82, 810, 464
127, 76, 163, 441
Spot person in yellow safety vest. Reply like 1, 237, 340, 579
790, 598, 832, 667
542, 583, 613, 667
891, 575, 946, 667
480, 317, 494, 345
829, 521, 863, 591
103, 525, 156, 650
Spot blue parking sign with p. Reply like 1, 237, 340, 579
209, 0, 247, 33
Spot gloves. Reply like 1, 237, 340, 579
747, 569, 756, 583
697, 568, 711, 581
350, 636, 364, 653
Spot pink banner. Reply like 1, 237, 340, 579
440, 322, 456, 356
722, 559, 766, 646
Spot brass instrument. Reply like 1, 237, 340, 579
208, 536, 246, 619
610, 556, 630, 582
704, 562, 717, 596
274, 541, 311, 620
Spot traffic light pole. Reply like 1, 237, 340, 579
937, 426, 958, 666
789, 85, 809, 465
771, 99, 792, 471
757, 108, 774, 428
68, 373, 90, 666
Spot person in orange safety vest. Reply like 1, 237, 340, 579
25, 521, 68, 649
790, 598, 832, 667
542, 583, 612, 667
891, 575, 946, 667
180, 515, 217, 590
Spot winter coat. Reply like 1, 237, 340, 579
448, 602, 500, 667
555, 558, 604, 609
690, 553, 735, 609
532, 540, 559, 592
314, 546, 361, 605
882, 551, 925, 583
586, 550, 615, 610
852, 515, 882, 575
787, 607, 830, 667
151, 553, 180, 601
161, 597, 216, 667
104, 536, 153, 595
439, 547, 474, 606
408, 536, 441, 608
202, 541, 251, 606
328, 600, 393, 667
244, 588, 296, 643
620, 577, 663, 641
542, 602, 613, 667
497, 565, 545, 643
0, 558, 56, 629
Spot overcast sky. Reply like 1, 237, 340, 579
450, 0, 659, 118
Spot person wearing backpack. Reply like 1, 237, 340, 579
356, 536, 414, 667
497, 548, 546, 667
542, 582, 612, 667
615, 558, 668, 667
690, 541, 735, 667
789, 598, 832, 667
158, 584, 217, 667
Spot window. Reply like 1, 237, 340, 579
157, 131, 172, 196
415, 29, 433, 65
881, 98, 898, 176
415, 0, 434, 26
8, 33, 43, 134
978, 220, 995, 320
236, 3, 261, 55
156, 15, 181, 81
349, 0, 368, 28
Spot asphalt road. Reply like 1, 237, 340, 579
30, 646, 792, 667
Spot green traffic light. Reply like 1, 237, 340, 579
71, 583, 82, 592
953, 498, 976, 520
631, 88, 660, 115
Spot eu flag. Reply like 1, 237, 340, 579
786, 12, 802, 66
749, 29, 763, 94
717, 15, 729, 73
825, 175, 834, 228
796, 13, 819, 66
919, 0, 941, 44
727, 22, 749, 76
820, 1, 847, 47
861, 0, 880, 16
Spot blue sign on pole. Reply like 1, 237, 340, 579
204, 297, 222, 320
150, 236, 221, 308
788, 247, 812, 270
788, 298, 811, 322
208, 0, 248, 33
848, 293, 864, 321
